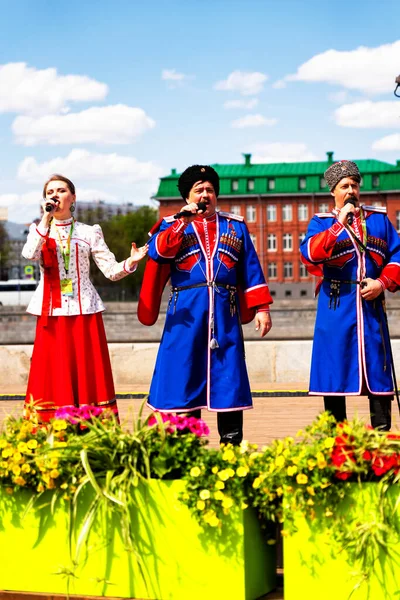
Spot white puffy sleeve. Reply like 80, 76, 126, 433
90, 224, 136, 281
21, 223, 49, 261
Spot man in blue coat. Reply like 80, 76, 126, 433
301, 160, 400, 430
138, 165, 273, 444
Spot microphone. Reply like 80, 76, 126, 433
45, 197, 58, 213
173, 201, 207, 220
344, 196, 357, 225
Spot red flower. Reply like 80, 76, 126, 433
362, 451, 373, 461
371, 454, 398, 477
331, 444, 355, 467
335, 471, 352, 480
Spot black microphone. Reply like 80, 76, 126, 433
344, 196, 357, 225
45, 197, 58, 213
173, 201, 207, 220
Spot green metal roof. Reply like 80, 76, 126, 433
155, 153, 400, 199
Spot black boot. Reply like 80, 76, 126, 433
217, 411, 243, 446
323, 396, 347, 422
369, 395, 392, 431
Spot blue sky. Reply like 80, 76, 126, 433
1, 0, 400, 222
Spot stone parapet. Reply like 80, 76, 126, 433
2, 339, 400, 392
3, 297, 400, 344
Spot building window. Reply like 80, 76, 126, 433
298, 204, 308, 221
268, 262, 277, 279
247, 179, 255, 191
282, 204, 292, 222
230, 205, 241, 215
267, 204, 277, 221
318, 203, 329, 213
250, 234, 257, 249
246, 205, 256, 222
268, 178, 275, 191
300, 289, 308, 297
320, 177, 326, 189
299, 232, 306, 245
231, 179, 239, 192
267, 233, 277, 252
284, 262, 293, 278
397, 211, 400, 232
372, 175, 380, 188
283, 233, 293, 252
285, 290, 292, 297
299, 177, 306, 190
300, 262, 308, 278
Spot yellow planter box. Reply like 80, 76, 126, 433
0, 479, 276, 599
284, 483, 400, 600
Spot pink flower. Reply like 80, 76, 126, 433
147, 411, 209, 437
54, 404, 104, 424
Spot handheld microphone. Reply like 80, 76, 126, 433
173, 201, 207, 220
45, 197, 58, 213
344, 196, 357, 225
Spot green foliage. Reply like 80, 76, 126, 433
0, 221, 10, 279
3, 408, 400, 594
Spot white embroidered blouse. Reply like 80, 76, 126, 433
22, 218, 136, 316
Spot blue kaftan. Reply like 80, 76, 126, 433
146, 212, 271, 412
300, 206, 400, 396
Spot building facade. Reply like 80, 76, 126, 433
75, 200, 138, 222
154, 152, 400, 299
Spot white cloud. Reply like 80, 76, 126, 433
328, 90, 350, 104
248, 142, 319, 163
231, 114, 277, 128
12, 104, 156, 146
214, 71, 268, 96
0, 189, 119, 224
0, 62, 108, 116
285, 40, 400, 95
272, 80, 286, 90
334, 101, 400, 128
0, 191, 43, 223
372, 134, 400, 151
17, 149, 163, 184
73, 188, 118, 202
223, 99, 259, 110
161, 69, 187, 81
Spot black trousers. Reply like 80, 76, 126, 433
323, 395, 392, 431
190, 410, 243, 445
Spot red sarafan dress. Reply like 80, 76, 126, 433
22, 217, 136, 422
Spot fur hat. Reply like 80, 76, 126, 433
178, 165, 220, 199
324, 160, 361, 191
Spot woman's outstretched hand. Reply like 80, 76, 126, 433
127, 242, 148, 269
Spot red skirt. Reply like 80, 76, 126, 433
24, 313, 118, 422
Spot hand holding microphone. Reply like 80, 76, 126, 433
340, 196, 357, 226
174, 201, 207, 220
44, 197, 59, 213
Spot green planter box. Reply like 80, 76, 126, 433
284, 483, 400, 600
0, 479, 276, 599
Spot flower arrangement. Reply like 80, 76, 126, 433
181, 412, 400, 588
1, 405, 400, 589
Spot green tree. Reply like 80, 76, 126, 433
87, 206, 158, 301
0, 222, 10, 280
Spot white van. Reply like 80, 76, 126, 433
0, 279, 38, 306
